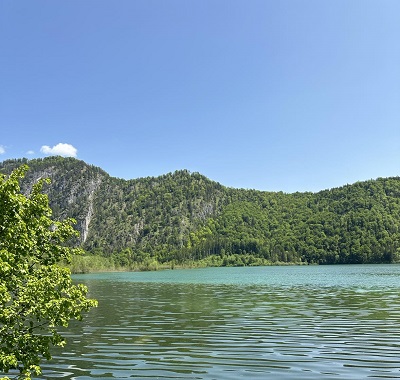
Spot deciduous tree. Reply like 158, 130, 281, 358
0, 166, 97, 380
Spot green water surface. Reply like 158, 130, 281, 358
39, 265, 400, 379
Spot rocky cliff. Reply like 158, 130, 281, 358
1, 157, 400, 265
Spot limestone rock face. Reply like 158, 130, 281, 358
0, 157, 227, 254
2, 156, 400, 265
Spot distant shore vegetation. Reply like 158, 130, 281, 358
2, 157, 400, 273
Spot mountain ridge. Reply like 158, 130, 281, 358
2, 156, 397, 194
1, 156, 400, 267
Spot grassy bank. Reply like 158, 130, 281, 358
66, 253, 305, 274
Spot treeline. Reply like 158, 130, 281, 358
1, 157, 400, 270
103, 176, 400, 267
183, 178, 400, 265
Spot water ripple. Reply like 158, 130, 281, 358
39, 266, 400, 379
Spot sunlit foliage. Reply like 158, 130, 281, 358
0, 166, 97, 379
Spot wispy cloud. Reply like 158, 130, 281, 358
40, 143, 78, 157
0, 145, 5, 154
26, 150, 35, 155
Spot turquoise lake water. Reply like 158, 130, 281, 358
39, 265, 400, 379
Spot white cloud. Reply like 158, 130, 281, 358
0, 145, 5, 154
26, 150, 35, 155
40, 143, 78, 157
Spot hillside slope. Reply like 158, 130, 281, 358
1, 157, 400, 265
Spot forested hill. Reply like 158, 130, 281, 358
1, 157, 400, 266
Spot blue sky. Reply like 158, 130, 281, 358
1, 0, 399, 192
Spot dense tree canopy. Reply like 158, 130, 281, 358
1, 157, 400, 271
0, 166, 97, 380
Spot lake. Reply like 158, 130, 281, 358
40, 265, 400, 379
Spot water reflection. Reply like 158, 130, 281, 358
39, 266, 400, 379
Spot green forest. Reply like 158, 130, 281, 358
1, 157, 400, 271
